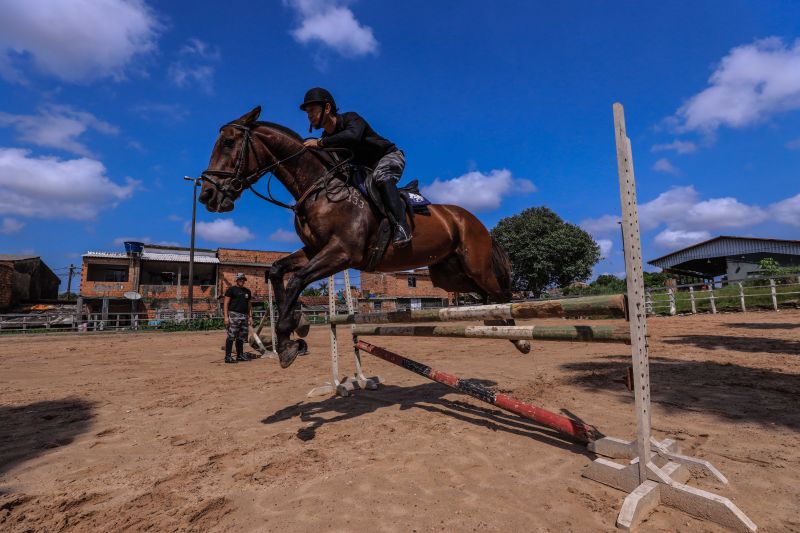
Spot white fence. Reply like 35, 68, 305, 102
645, 274, 800, 316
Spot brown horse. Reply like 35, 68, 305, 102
199, 107, 528, 367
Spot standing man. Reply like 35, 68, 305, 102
223, 273, 252, 363
299, 87, 412, 247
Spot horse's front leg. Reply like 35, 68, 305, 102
275, 244, 351, 369
268, 248, 311, 337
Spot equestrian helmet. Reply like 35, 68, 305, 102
299, 87, 336, 112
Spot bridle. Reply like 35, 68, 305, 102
201, 122, 353, 212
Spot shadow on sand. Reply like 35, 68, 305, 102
560, 355, 800, 430
724, 322, 800, 331
662, 334, 800, 356
262, 380, 592, 456
0, 398, 95, 479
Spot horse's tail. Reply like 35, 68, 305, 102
490, 238, 514, 302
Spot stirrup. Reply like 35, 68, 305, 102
392, 225, 412, 246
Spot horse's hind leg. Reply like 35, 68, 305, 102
431, 251, 531, 355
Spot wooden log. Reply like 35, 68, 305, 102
353, 324, 631, 344
331, 294, 627, 325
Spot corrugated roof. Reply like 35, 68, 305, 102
142, 252, 219, 264
85, 251, 128, 258
84, 251, 219, 263
0, 254, 39, 261
649, 236, 800, 270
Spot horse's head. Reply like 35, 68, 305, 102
199, 106, 262, 212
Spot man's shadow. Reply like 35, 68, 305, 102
262, 380, 593, 455
0, 398, 95, 479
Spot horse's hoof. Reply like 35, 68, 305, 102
295, 315, 311, 338
512, 339, 531, 354
279, 339, 308, 368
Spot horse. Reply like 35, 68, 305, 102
199, 106, 529, 368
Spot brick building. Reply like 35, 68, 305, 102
79, 243, 290, 318
0, 255, 61, 312
359, 268, 452, 313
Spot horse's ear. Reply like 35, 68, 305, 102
236, 106, 261, 124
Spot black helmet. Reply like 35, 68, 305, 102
299, 87, 336, 112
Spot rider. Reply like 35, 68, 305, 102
300, 87, 412, 247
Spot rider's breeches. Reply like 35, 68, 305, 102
373, 149, 405, 183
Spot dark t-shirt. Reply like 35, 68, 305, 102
224, 285, 251, 314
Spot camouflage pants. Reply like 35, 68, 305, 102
373, 149, 405, 183
226, 311, 248, 342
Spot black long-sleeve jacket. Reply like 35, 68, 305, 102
319, 112, 396, 168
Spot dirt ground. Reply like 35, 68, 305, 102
1, 310, 798, 532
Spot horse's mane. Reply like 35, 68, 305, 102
254, 121, 304, 143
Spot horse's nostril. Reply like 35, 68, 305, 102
198, 188, 212, 203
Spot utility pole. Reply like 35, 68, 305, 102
184, 176, 201, 320
66, 264, 76, 299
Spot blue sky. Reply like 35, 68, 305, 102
1, 0, 799, 288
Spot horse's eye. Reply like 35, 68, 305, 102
222, 138, 235, 149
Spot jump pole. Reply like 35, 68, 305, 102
352, 324, 631, 344
330, 293, 627, 325
356, 339, 601, 443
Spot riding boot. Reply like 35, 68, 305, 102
225, 338, 237, 363
235, 339, 250, 361
377, 179, 412, 247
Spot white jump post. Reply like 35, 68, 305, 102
249, 279, 278, 360
582, 103, 756, 532
307, 271, 381, 397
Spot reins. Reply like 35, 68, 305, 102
202, 122, 354, 212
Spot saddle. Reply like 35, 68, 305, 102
347, 164, 432, 270
313, 148, 432, 270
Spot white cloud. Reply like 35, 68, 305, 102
771, 193, 800, 226
168, 38, 219, 92
0, 105, 118, 157
285, 0, 378, 57
651, 140, 698, 154
654, 229, 711, 249
268, 228, 301, 243
596, 239, 613, 259
686, 197, 767, 229
673, 38, 800, 133
0, 0, 161, 83
0, 148, 137, 220
580, 214, 620, 235
639, 186, 699, 231
653, 158, 680, 175
785, 138, 800, 150
1, 217, 25, 235
188, 219, 254, 244
421, 169, 535, 211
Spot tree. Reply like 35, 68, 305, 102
491, 207, 600, 296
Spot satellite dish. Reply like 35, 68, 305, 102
124, 291, 142, 300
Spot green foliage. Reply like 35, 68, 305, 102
160, 317, 224, 331
491, 207, 601, 296
759, 257, 781, 275
642, 271, 674, 288
301, 286, 323, 296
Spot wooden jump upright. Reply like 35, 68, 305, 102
307, 104, 756, 532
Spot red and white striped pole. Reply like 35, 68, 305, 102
355, 340, 601, 444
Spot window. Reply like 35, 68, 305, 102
407, 276, 416, 288
86, 264, 129, 282
374, 301, 382, 310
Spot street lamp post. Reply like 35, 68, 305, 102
184, 176, 201, 321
